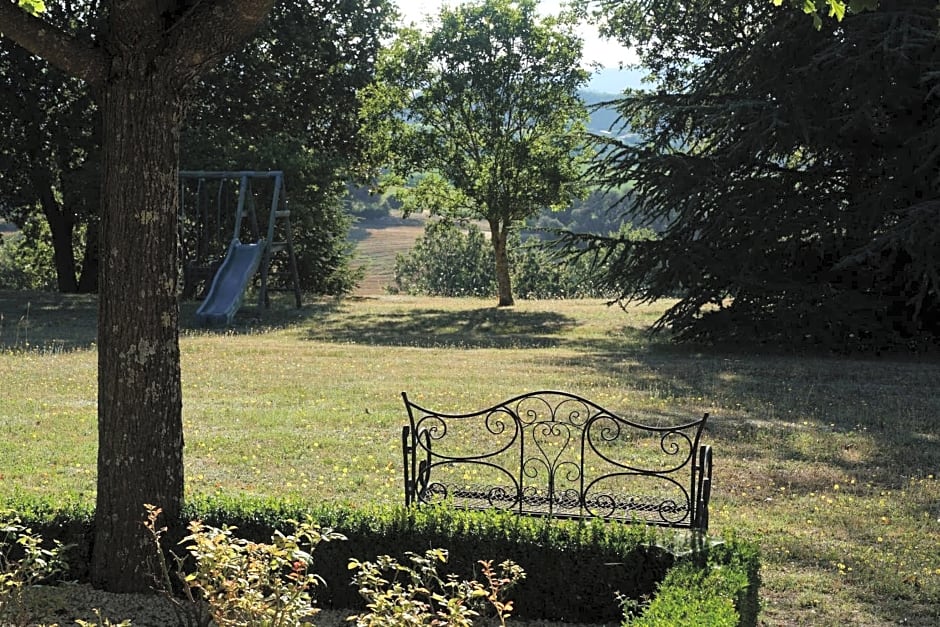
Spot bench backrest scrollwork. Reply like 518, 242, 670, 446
401, 391, 712, 530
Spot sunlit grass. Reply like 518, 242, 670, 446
1, 290, 938, 625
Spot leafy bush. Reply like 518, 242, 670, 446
144, 504, 343, 627
11, 498, 761, 625
349, 548, 524, 627
146, 503, 528, 627
0, 511, 70, 626
187, 500, 676, 622
343, 184, 401, 221
629, 534, 761, 627
627, 564, 741, 627
392, 219, 620, 299
0, 219, 57, 291
393, 220, 495, 297
512, 242, 614, 299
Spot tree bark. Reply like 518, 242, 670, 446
91, 74, 185, 592
47, 214, 78, 293
38, 187, 80, 293
1, 0, 277, 593
491, 220, 514, 307
77, 220, 99, 293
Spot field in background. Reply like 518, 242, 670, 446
1, 290, 938, 626
349, 211, 426, 296
349, 210, 492, 296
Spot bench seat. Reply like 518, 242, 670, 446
424, 482, 693, 523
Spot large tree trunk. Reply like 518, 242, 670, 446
91, 74, 185, 593
490, 220, 514, 307
0, 0, 277, 595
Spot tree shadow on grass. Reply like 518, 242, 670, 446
553, 338, 939, 624
0, 290, 98, 352
302, 304, 578, 349
557, 334, 940, 492
0, 290, 349, 351
548, 333, 940, 483
179, 296, 346, 337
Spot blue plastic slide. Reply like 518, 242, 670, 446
195, 240, 265, 326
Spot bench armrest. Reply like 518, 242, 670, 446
402, 425, 431, 506
695, 444, 713, 531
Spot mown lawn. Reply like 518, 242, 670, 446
1, 290, 938, 626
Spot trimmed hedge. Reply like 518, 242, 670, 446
186, 497, 673, 623
632, 535, 760, 627
5, 496, 760, 625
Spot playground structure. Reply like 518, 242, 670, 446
179, 170, 302, 326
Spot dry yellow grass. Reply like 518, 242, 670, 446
349, 211, 427, 296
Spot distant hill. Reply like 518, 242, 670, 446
581, 90, 621, 134
586, 66, 650, 93
581, 66, 650, 139
579, 89, 641, 144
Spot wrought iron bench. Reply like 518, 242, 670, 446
401, 391, 712, 530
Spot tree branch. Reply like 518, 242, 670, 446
0, 1, 106, 85
166, 0, 277, 79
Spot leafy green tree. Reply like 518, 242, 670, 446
343, 184, 401, 221
393, 220, 496, 297
1, 0, 391, 297
392, 219, 628, 300
182, 0, 395, 295
0, 1, 99, 293
771, 0, 879, 28
1, 0, 280, 592
0, 217, 56, 290
2, 0, 394, 591
362, 0, 591, 306
575, 0, 939, 350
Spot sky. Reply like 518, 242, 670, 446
391, 0, 641, 91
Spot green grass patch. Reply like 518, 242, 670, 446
1, 290, 938, 625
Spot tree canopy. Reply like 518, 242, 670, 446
1, 0, 399, 590
361, 0, 591, 306
573, 0, 939, 351
0, 1, 99, 292
182, 0, 394, 295
772, 0, 880, 28
1, 0, 392, 296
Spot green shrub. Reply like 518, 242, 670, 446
0, 219, 57, 291
393, 220, 616, 299
393, 220, 495, 297
144, 503, 344, 627
512, 242, 612, 299
630, 534, 761, 627
185, 499, 676, 623
0, 510, 70, 626
349, 548, 525, 627
0, 499, 93, 583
